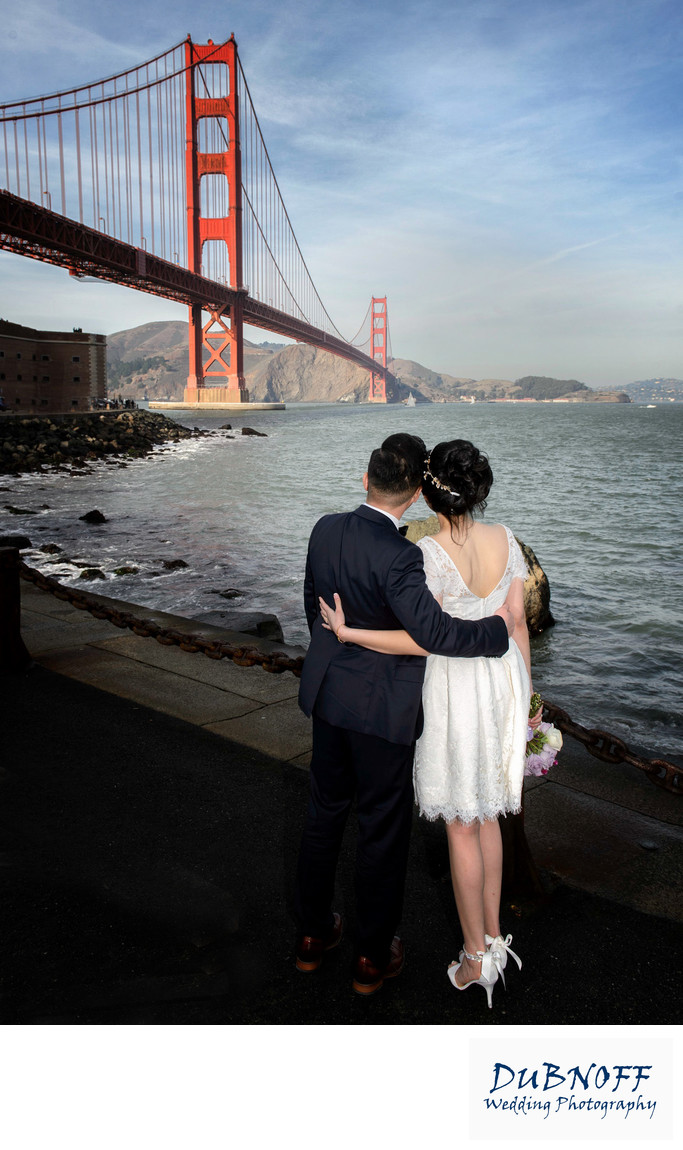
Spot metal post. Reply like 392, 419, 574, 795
0, 548, 32, 674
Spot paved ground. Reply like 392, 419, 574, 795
2, 581, 682, 1025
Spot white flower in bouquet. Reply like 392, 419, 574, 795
544, 726, 563, 751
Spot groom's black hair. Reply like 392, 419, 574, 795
367, 432, 426, 503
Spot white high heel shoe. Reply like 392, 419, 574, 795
447, 948, 498, 1009
485, 933, 522, 987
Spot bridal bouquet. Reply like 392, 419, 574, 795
524, 693, 563, 777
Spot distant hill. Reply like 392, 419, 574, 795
514, 375, 589, 399
611, 379, 683, 403
104, 321, 629, 403
385, 358, 474, 401
248, 343, 370, 403
508, 375, 629, 402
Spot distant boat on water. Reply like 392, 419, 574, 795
403, 392, 417, 407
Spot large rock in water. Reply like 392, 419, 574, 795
515, 538, 555, 634
403, 516, 554, 635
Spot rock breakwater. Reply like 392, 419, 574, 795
0, 410, 197, 475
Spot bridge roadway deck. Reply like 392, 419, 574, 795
3, 580, 682, 1024
0, 190, 393, 383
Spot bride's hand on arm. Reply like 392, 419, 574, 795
318, 593, 428, 655
319, 592, 346, 640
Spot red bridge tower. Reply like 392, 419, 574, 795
184, 36, 249, 404
368, 296, 388, 403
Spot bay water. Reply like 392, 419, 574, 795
4, 401, 682, 759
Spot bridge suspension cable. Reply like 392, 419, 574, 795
236, 56, 354, 343
347, 298, 372, 350
0, 41, 189, 267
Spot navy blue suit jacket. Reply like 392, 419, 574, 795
298, 504, 509, 746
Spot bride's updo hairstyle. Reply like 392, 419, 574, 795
422, 439, 493, 520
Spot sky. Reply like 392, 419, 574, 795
0, 0, 681, 386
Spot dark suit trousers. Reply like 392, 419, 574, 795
293, 715, 415, 968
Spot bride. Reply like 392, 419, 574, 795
319, 439, 541, 1008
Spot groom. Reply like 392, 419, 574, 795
294, 432, 512, 994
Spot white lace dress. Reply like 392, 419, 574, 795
414, 527, 531, 824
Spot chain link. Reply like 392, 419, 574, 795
542, 702, 681, 794
19, 561, 682, 794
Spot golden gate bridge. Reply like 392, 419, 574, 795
0, 35, 394, 404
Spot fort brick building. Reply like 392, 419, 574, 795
0, 320, 106, 414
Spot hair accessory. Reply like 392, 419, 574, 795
423, 456, 460, 498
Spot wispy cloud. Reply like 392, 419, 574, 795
478, 232, 629, 291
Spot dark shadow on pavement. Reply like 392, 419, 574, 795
2, 666, 682, 1025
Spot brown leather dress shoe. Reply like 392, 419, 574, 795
295, 913, 343, 972
352, 936, 404, 995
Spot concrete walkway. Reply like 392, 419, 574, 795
19, 580, 313, 767
2, 580, 682, 1024
18, 580, 682, 916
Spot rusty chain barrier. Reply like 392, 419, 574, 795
19, 560, 304, 678
19, 560, 682, 794
542, 702, 680, 795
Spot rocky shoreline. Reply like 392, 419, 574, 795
0, 410, 200, 475
0, 410, 284, 640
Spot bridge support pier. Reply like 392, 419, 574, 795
186, 304, 249, 404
